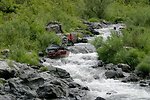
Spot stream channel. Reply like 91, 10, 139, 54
44, 24, 150, 100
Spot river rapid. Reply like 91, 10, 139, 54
44, 24, 150, 100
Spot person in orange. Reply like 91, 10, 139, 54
67, 33, 74, 46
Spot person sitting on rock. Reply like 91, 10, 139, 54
67, 33, 74, 46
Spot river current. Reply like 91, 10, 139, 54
44, 24, 150, 100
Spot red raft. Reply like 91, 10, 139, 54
46, 45, 70, 59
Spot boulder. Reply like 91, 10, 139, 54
117, 63, 131, 72
98, 60, 104, 67
37, 82, 66, 99
68, 88, 87, 100
48, 67, 72, 80
0, 61, 16, 79
122, 74, 140, 82
105, 69, 124, 79
5, 78, 36, 99
139, 81, 149, 87
104, 63, 118, 70
0, 94, 16, 100
95, 97, 106, 100
45, 21, 63, 34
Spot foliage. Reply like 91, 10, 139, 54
137, 55, 150, 75
40, 66, 49, 72
96, 34, 123, 63
83, 0, 113, 19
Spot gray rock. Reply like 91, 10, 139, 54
98, 60, 104, 67
105, 69, 124, 79
48, 67, 72, 80
104, 63, 118, 70
68, 43, 96, 54
139, 81, 149, 87
46, 21, 63, 34
68, 88, 87, 100
0, 61, 16, 79
6, 78, 36, 99
117, 63, 131, 72
0, 94, 16, 100
37, 82, 66, 99
122, 74, 140, 82
95, 97, 106, 100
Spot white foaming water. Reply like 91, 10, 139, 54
44, 24, 150, 100
44, 50, 150, 100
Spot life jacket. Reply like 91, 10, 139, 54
67, 34, 73, 41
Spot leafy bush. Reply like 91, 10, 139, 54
96, 34, 123, 63
92, 37, 103, 49
137, 56, 150, 75
123, 48, 145, 69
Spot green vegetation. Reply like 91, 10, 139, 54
0, 0, 85, 65
0, 0, 150, 74
137, 55, 150, 76
92, 0, 150, 74
40, 66, 49, 72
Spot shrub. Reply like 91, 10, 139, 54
137, 56, 150, 76
96, 34, 123, 63
9, 47, 39, 65
92, 36, 103, 49
123, 48, 145, 70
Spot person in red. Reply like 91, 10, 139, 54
67, 33, 74, 46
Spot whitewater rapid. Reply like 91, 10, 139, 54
44, 24, 150, 100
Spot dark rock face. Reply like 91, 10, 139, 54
105, 69, 124, 79
37, 82, 66, 99
48, 66, 72, 80
0, 60, 88, 100
104, 63, 124, 79
0, 61, 17, 79
46, 21, 63, 34
95, 97, 106, 100
122, 74, 140, 82
117, 63, 131, 72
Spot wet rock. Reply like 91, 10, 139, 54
0, 94, 16, 100
106, 90, 117, 95
68, 88, 87, 100
37, 82, 66, 99
48, 67, 72, 80
104, 63, 118, 70
95, 97, 106, 100
117, 63, 131, 72
93, 75, 100, 79
122, 74, 140, 82
68, 43, 96, 54
45, 21, 63, 34
6, 78, 36, 99
81, 86, 89, 91
139, 81, 148, 87
38, 52, 44, 57
98, 60, 104, 67
134, 70, 149, 78
68, 82, 81, 88
105, 69, 124, 79
0, 61, 16, 79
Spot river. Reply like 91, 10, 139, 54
44, 24, 150, 100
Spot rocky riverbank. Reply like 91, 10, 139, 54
94, 60, 150, 88
0, 60, 89, 100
